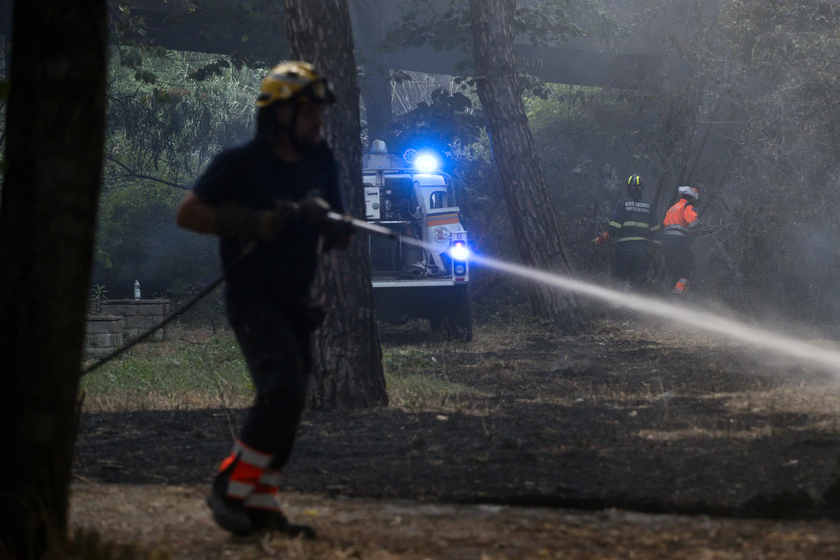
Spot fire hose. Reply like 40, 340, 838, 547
82, 211, 398, 376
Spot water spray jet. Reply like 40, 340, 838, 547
363, 222, 840, 378
472, 252, 840, 375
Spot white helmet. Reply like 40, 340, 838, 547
678, 185, 699, 202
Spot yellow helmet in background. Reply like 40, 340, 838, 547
255, 61, 335, 108
627, 174, 644, 199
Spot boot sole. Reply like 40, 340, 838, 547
206, 492, 253, 536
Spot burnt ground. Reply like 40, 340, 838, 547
70, 319, 840, 558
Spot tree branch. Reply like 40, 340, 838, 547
104, 155, 188, 190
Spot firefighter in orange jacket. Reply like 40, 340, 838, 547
593, 174, 661, 290
661, 186, 703, 295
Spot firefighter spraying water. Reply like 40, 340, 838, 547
176, 60, 352, 539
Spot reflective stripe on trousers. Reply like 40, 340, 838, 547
219, 439, 281, 509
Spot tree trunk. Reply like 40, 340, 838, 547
349, 0, 392, 147
468, 0, 588, 333
0, 1, 108, 558
362, 64, 392, 148
285, 0, 388, 409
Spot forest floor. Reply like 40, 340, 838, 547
70, 314, 840, 559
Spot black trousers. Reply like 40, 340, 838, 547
226, 294, 313, 470
661, 236, 695, 290
611, 245, 650, 289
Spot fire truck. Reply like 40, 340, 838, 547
363, 140, 472, 342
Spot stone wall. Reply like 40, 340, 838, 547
84, 315, 124, 358
100, 299, 172, 342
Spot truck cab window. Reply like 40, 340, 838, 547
430, 191, 447, 209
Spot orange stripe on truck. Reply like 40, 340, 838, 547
427, 213, 459, 226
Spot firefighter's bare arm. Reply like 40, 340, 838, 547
176, 191, 282, 240
177, 192, 345, 241
176, 191, 219, 235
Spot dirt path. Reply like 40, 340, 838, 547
69, 483, 840, 559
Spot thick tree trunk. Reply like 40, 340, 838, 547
285, 0, 388, 409
349, 0, 392, 146
468, 0, 588, 333
362, 65, 392, 147
0, 1, 108, 558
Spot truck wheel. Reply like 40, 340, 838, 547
429, 313, 444, 333
443, 288, 473, 343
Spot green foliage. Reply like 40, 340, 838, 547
93, 246, 113, 270
382, 348, 475, 411
108, 0, 285, 84
388, 86, 484, 149
722, 0, 840, 69
682, 0, 840, 318
94, 180, 218, 285
89, 284, 109, 316
96, 50, 257, 289
81, 333, 252, 408
105, 51, 257, 185
381, 3, 471, 56
381, 0, 586, 58
384, 348, 438, 370
384, 369, 470, 411
524, 84, 666, 265
512, 0, 587, 45
166, 280, 227, 330
379, 0, 590, 94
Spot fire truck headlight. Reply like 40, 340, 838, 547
449, 242, 469, 262
454, 264, 467, 275
414, 153, 439, 173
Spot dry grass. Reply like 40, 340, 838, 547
79, 319, 840, 442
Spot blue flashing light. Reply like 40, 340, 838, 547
449, 241, 469, 262
413, 152, 440, 174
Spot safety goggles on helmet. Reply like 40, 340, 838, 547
255, 61, 336, 108
677, 185, 699, 202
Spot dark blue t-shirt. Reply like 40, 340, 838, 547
192, 138, 344, 300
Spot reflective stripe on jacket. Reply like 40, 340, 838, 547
663, 199, 702, 238
606, 197, 661, 247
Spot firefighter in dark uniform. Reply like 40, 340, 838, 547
176, 61, 353, 538
661, 185, 703, 295
593, 174, 661, 290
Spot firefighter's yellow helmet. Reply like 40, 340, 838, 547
627, 174, 643, 198
255, 61, 335, 108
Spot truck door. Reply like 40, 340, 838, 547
416, 175, 463, 276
